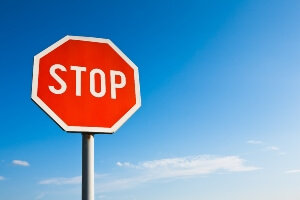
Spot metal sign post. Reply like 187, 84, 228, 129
82, 133, 94, 200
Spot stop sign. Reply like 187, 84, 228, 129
31, 35, 141, 133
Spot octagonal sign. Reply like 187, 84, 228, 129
31, 35, 141, 133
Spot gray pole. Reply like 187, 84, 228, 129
82, 133, 94, 200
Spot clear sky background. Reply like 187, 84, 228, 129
1, 0, 300, 200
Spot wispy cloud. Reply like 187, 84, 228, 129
278, 152, 286, 155
265, 146, 279, 151
247, 140, 263, 144
247, 140, 284, 156
39, 155, 259, 194
0, 176, 5, 181
117, 155, 259, 176
12, 160, 30, 167
116, 162, 136, 168
39, 176, 81, 185
35, 193, 46, 200
284, 169, 300, 174
39, 173, 106, 185
95, 155, 260, 192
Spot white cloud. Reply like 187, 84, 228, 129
265, 146, 279, 151
97, 155, 260, 192
118, 155, 259, 176
39, 176, 81, 185
0, 176, 5, 181
35, 193, 46, 200
247, 140, 263, 144
95, 173, 107, 178
284, 169, 300, 174
12, 160, 30, 167
247, 141, 284, 155
39, 173, 106, 185
38, 155, 259, 194
116, 162, 137, 168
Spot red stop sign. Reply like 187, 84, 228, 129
31, 36, 141, 133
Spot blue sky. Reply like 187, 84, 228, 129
1, 0, 300, 199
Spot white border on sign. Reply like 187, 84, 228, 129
31, 35, 141, 133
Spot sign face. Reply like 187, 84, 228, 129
32, 35, 141, 133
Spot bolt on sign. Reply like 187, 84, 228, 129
31, 35, 141, 133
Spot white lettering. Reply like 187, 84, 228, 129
90, 69, 106, 98
48, 64, 126, 99
110, 70, 126, 99
48, 64, 67, 94
70, 66, 86, 96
